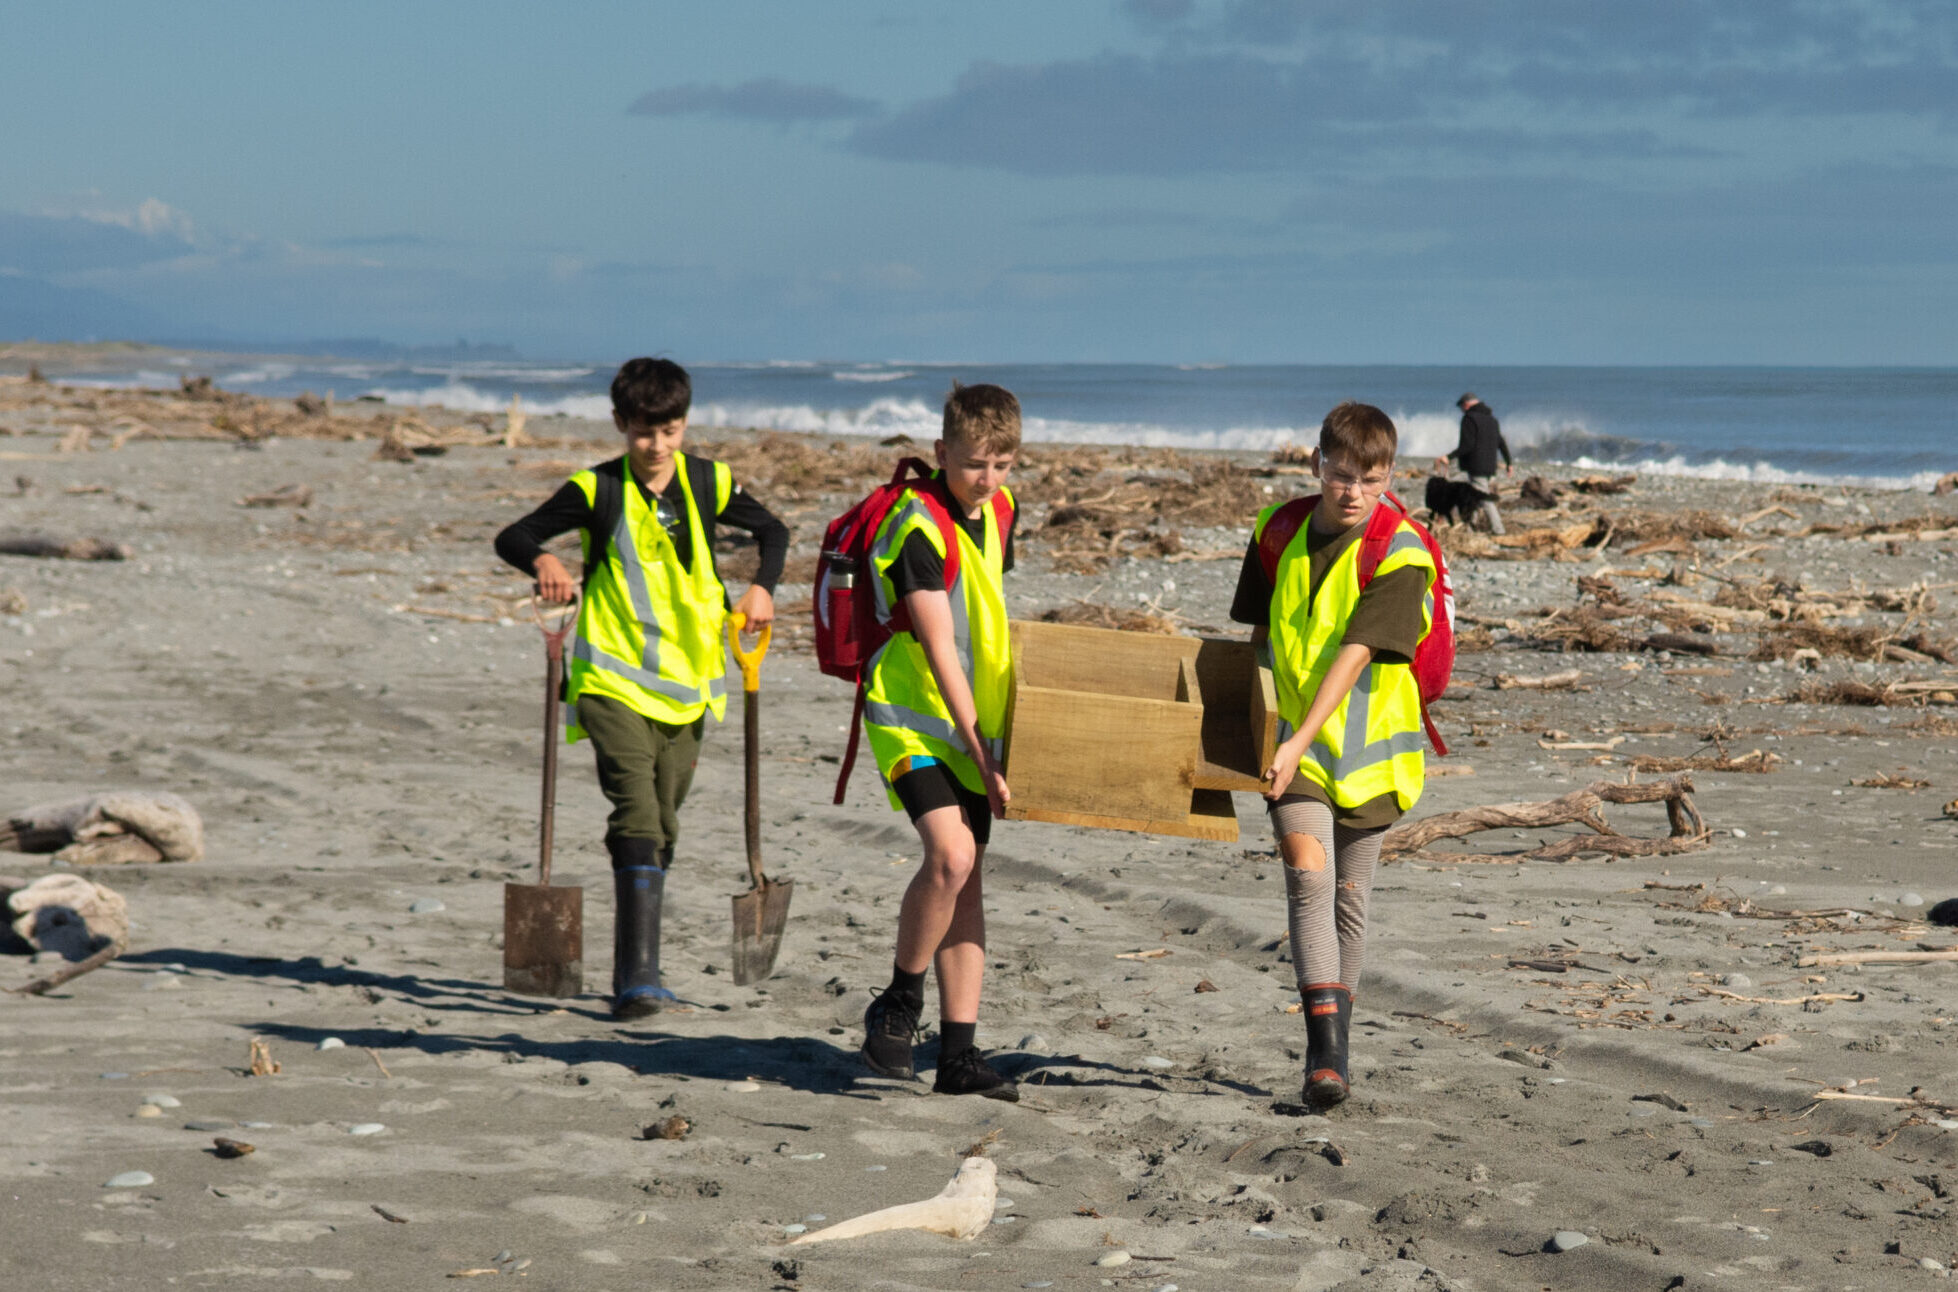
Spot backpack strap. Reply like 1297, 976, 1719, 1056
1354, 491, 1411, 586
885, 466, 966, 633
833, 681, 869, 806
1256, 496, 1317, 585
682, 452, 723, 521
581, 456, 627, 593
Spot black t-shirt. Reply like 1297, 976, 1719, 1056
494, 457, 791, 593
887, 484, 1017, 601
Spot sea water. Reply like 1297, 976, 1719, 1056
93, 358, 1958, 489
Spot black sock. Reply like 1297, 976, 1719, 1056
939, 1020, 977, 1057
887, 964, 926, 1007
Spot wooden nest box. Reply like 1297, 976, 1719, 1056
1002, 620, 1276, 840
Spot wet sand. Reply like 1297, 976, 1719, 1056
3, 364, 1958, 1290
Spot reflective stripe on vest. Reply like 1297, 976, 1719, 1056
1261, 506, 1434, 808
564, 454, 730, 732
862, 485, 1013, 796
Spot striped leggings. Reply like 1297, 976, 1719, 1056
1272, 796, 1385, 993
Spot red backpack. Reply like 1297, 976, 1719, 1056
815, 457, 1011, 802
1257, 492, 1455, 756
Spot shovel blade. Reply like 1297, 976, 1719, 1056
730, 876, 794, 986
503, 882, 583, 997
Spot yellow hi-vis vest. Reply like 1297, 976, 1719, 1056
1258, 502, 1436, 812
563, 453, 732, 739
863, 482, 1015, 808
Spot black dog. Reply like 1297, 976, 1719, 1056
1425, 475, 1495, 526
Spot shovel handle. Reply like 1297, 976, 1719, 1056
727, 613, 767, 886
532, 591, 579, 887
726, 612, 771, 693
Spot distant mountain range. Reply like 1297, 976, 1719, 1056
0, 274, 518, 363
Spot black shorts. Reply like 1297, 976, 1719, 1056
890, 760, 993, 846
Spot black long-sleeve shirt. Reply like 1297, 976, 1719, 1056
1446, 404, 1511, 477
494, 457, 791, 594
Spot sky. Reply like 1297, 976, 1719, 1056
2, 1, 1955, 365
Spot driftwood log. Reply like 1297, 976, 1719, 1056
0, 533, 132, 561
2, 792, 205, 864
1383, 774, 1709, 861
9, 939, 123, 996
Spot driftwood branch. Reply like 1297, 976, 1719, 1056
0, 533, 132, 561
9, 939, 123, 996
1796, 949, 1958, 968
1382, 774, 1708, 861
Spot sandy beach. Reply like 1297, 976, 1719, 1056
4, 356, 1958, 1291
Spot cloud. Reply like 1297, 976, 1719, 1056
320, 233, 439, 250
0, 206, 198, 276
842, 2, 1956, 176
847, 53, 1701, 176
1120, 0, 1194, 26
628, 78, 879, 123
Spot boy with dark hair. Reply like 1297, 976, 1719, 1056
495, 356, 789, 1019
1232, 401, 1436, 1109
858, 382, 1022, 1100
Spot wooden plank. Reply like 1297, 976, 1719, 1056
1010, 619, 1192, 699
1188, 638, 1277, 789
1007, 788, 1238, 842
1004, 683, 1201, 822
1252, 652, 1277, 771
1193, 755, 1264, 793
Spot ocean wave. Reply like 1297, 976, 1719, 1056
1577, 454, 1940, 493
832, 370, 913, 384
361, 381, 613, 420
219, 363, 298, 385
406, 364, 596, 382
693, 397, 940, 437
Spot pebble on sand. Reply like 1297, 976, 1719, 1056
348, 1123, 386, 1136
408, 898, 445, 914
1094, 1250, 1132, 1267
185, 1120, 235, 1132
725, 1080, 761, 1093
317, 1037, 346, 1051
141, 1093, 181, 1108
135, 1105, 161, 1118
105, 1171, 154, 1188
1550, 1231, 1590, 1252
1138, 1055, 1174, 1070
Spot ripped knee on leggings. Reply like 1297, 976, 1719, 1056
1280, 836, 1326, 872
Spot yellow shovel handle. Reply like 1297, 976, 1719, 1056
727, 612, 771, 692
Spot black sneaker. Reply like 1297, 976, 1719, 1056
932, 1047, 1020, 1102
861, 990, 922, 1078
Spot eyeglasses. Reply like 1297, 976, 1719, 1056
1320, 466, 1392, 496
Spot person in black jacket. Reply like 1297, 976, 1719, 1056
1433, 392, 1512, 534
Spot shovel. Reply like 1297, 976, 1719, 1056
503, 593, 584, 997
727, 612, 792, 985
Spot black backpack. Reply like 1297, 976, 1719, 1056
581, 454, 722, 590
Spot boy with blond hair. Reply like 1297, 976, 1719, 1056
858, 383, 1021, 1100
1231, 401, 1436, 1109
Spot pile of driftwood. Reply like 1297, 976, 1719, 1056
0, 374, 543, 453
1482, 574, 1958, 683
1381, 773, 1708, 862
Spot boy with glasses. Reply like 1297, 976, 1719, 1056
1230, 402, 1437, 1109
